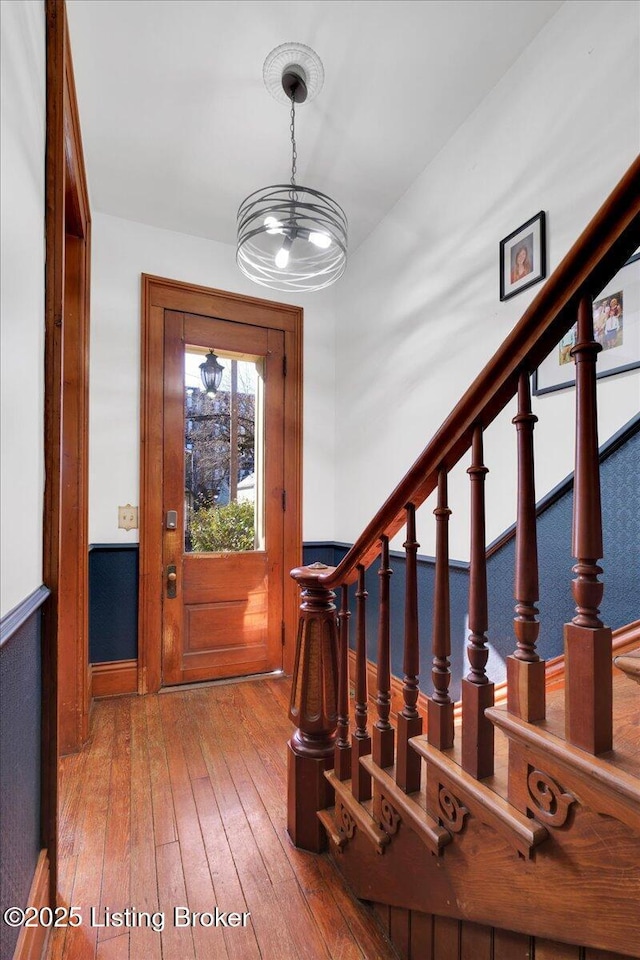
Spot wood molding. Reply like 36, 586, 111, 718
12, 850, 50, 960
91, 659, 138, 699
0, 586, 50, 649
43, 0, 92, 900
139, 275, 303, 692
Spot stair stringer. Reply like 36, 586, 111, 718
320, 753, 640, 957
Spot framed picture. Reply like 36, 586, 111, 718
499, 211, 547, 301
532, 249, 640, 396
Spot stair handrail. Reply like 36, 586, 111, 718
317, 156, 640, 588
287, 155, 640, 854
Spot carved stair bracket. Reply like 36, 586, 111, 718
325, 770, 390, 854
336, 798, 357, 842
411, 736, 548, 859
526, 769, 576, 828
360, 756, 452, 856
379, 795, 401, 836
488, 705, 640, 834
438, 785, 469, 835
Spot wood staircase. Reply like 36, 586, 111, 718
286, 157, 640, 960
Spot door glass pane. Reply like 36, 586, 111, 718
184, 347, 264, 553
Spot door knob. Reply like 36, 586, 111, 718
166, 564, 177, 598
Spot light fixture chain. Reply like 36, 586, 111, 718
289, 95, 297, 188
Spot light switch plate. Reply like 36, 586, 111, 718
118, 504, 138, 530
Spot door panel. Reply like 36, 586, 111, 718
162, 310, 285, 685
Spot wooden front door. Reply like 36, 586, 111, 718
161, 310, 286, 684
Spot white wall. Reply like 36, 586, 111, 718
0, 0, 46, 617
89, 213, 336, 544
335, 0, 640, 561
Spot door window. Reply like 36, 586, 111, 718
184, 348, 265, 553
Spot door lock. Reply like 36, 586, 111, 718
166, 510, 178, 530
166, 564, 177, 598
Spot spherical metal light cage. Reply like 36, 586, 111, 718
237, 184, 348, 293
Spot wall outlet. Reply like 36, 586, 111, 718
118, 504, 138, 530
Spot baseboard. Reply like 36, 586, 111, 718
91, 658, 138, 698
12, 850, 50, 960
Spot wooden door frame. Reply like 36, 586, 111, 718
139, 275, 303, 693
43, 0, 91, 896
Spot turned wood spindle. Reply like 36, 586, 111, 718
373, 536, 394, 769
288, 562, 339, 852
396, 503, 423, 793
351, 565, 372, 801
507, 371, 545, 722
427, 469, 454, 750
461, 426, 495, 780
564, 294, 612, 754
335, 584, 352, 780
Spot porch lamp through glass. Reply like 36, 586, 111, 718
236, 42, 348, 294
199, 350, 224, 396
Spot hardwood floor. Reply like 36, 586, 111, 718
49, 677, 399, 960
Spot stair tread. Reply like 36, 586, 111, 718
411, 735, 548, 857
324, 770, 390, 851
614, 647, 640, 684
541, 667, 640, 781
360, 756, 451, 853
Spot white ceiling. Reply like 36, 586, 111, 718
66, 0, 564, 253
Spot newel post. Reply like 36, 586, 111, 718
287, 562, 339, 852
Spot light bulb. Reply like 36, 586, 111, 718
309, 231, 331, 249
275, 246, 290, 269
264, 216, 283, 235
275, 235, 293, 270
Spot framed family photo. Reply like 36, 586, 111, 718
499, 211, 547, 301
532, 249, 640, 396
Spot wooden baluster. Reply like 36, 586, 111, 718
396, 504, 423, 793
351, 565, 372, 801
462, 426, 495, 779
335, 585, 352, 780
288, 562, 338, 852
565, 295, 612, 754
427, 469, 454, 750
373, 536, 394, 768
507, 372, 545, 722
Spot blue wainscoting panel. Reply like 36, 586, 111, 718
0, 592, 45, 960
89, 545, 138, 663
600, 428, 640, 628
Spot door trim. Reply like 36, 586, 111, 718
43, 0, 92, 898
139, 275, 303, 693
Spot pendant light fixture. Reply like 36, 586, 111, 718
199, 349, 224, 396
237, 43, 348, 294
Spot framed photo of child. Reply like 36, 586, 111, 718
533, 249, 640, 395
499, 211, 547, 301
